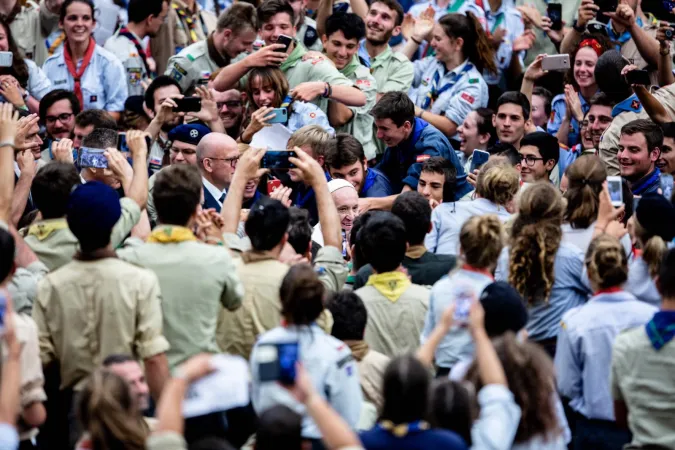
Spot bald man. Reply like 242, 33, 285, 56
197, 133, 240, 212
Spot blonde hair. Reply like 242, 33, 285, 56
634, 217, 668, 277
564, 156, 607, 229
77, 370, 149, 450
586, 235, 628, 289
509, 183, 564, 306
287, 125, 332, 155
476, 160, 520, 206
460, 215, 504, 269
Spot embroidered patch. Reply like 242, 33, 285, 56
309, 112, 317, 119
421, 79, 429, 86
90, 95, 98, 103
469, 78, 479, 84
187, 54, 195, 62
356, 78, 371, 88
631, 99, 641, 110
170, 69, 183, 82
128, 69, 142, 85
416, 154, 431, 163
129, 52, 139, 58
460, 92, 475, 104
173, 63, 188, 75
54, 79, 67, 85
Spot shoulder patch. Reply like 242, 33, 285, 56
172, 63, 188, 75
460, 92, 475, 104
303, 25, 319, 47
469, 78, 479, 84
416, 154, 431, 163
336, 353, 354, 369
170, 69, 183, 82
187, 54, 196, 62
356, 78, 371, 88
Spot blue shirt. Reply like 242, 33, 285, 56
625, 256, 661, 307
42, 44, 128, 112
547, 92, 592, 148
288, 101, 335, 135
360, 426, 468, 450
361, 168, 394, 198
495, 243, 592, 341
0, 423, 18, 450
554, 290, 657, 420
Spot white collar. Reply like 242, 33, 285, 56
202, 176, 226, 204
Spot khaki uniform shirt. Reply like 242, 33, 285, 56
35, 0, 62, 66
33, 257, 169, 390
6, 1, 39, 61
117, 233, 244, 369
150, 0, 217, 76
356, 283, 429, 359
104, 29, 151, 97
216, 246, 346, 360
23, 197, 142, 271
165, 36, 227, 94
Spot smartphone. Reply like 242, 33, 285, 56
117, 132, 128, 152
470, 149, 490, 173
267, 178, 282, 194
595, 0, 618, 23
267, 108, 288, 124
0, 52, 12, 68
79, 147, 108, 169
261, 150, 297, 170
453, 285, 473, 325
547, 4, 563, 31
276, 35, 293, 53
173, 97, 202, 113
0, 291, 6, 333
607, 176, 623, 207
625, 69, 651, 85
542, 54, 571, 71
256, 342, 299, 385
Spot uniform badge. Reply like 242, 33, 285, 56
309, 112, 317, 119
170, 69, 183, 82
129, 52, 139, 58
90, 95, 98, 102
173, 64, 188, 76
416, 154, 431, 163
631, 99, 641, 110
356, 78, 371, 88
421, 79, 429, 86
460, 92, 475, 104
190, 129, 199, 138
469, 78, 479, 84
304, 27, 318, 47
127, 68, 142, 85
54, 79, 67, 85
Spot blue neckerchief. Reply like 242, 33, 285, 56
611, 94, 642, 118
361, 168, 377, 195
607, 16, 643, 47
646, 311, 675, 350
358, 40, 371, 68
632, 168, 661, 196
421, 62, 473, 110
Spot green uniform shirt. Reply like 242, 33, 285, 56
370, 45, 414, 94
166, 36, 231, 94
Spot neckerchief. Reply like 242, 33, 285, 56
47, 31, 66, 57
448, 0, 467, 12
207, 32, 230, 67
631, 168, 661, 196
366, 271, 411, 302
421, 61, 473, 110
118, 27, 153, 76
147, 225, 197, 243
377, 420, 430, 437
63, 37, 96, 108
172, 2, 208, 44
607, 16, 643, 46
361, 168, 376, 194
26, 219, 68, 241
595, 286, 623, 296
645, 311, 675, 350
611, 93, 642, 118
280, 41, 306, 72
489, 11, 505, 35
75, 248, 118, 261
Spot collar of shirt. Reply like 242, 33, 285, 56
631, 168, 661, 196
446, 58, 471, 78
202, 176, 226, 203
358, 39, 370, 67
361, 168, 377, 194
173, 0, 200, 15
406, 244, 427, 259
371, 44, 393, 69
590, 290, 638, 304
611, 93, 642, 118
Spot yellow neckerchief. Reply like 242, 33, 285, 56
147, 225, 197, 244
26, 218, 69, 241
366, 271, 411, 302
48, 31, 66, 56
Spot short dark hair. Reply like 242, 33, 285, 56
255, 405, 302, 450
496, 91, 530, 121
128, 0, 167, 23
532, 87, 553, 118
245, 197, 290, 251
621, 119, 664, 152
153, 164, 202, 226
661, 122, 675, 140
488, 142, 519, 166
349, 211, 376, 271
39, 89, 81, 124
280, 264, 325, 325
102, 354, 135, 367
0, 229, 15, 283
325, 12, 365, 41
32, 162, 82, 219
60, 0, 94, 22
287, 207, 312, 255
75, 109, 117, 130
589, 92, 616, 109
381, 356, 430, 424
475, 107, 497, 148
257, 0, 294, 26
217, 2, 259, 33
392, 191, 431, 246
360, 211, 407, 273
324, 133, 365, 170
371, 91, 415, 128
327, 291, 367, 341
145, 76, 182, 111
421, 156, 457, 202
519, 131, 560, 167
82, 128, 118, 149
370, 0, 403, 26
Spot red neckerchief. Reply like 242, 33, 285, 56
118, 27, 153, 76
461, 264, 494, 280
595, 286, 623, 296
63, 37, 96, 107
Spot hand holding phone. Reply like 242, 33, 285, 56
625, 69, 650, 86
173, 97, 202, 113
541, 54, 571, 71
261, 150, 297, 169
257, 342, 300, 385
547, 4, 563, 31
276, 35, 293, 53
79, 147, 108, 169
607, 176, 623, 207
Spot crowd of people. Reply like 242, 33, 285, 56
2, 0, 675, 448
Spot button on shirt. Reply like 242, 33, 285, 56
548, 92, 591, 148
42, 44, 128, 112
484, 3, 525, 86
104, 29, 151, 97
555, 291, 657, 421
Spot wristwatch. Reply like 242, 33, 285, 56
573, 20, 586, 33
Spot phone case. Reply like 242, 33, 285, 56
267, 108, 288, 124
542, 55, 570, 71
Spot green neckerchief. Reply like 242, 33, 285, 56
340, 54, 360, 78
280, 41, 307, 72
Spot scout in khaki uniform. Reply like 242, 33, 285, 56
150, 0, 217, 76
2, 0, 39, 60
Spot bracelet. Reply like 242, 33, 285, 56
411, 36, 423, 45
0, 140, 16, 149
322, 82, 332, 99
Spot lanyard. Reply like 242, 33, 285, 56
421, 63, 473, 110
173, 3, 208, 44
118, 28, 153, 77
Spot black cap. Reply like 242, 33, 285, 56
480, 281, 528, 337
635, 193, 675, 242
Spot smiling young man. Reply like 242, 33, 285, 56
417, 157, 456, 208
587, 93, 615, 151
518, 131, 560, 183
493, 91, 531, 150
618, 119, 662, 197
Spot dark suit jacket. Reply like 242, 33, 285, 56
202, 185, 222, 213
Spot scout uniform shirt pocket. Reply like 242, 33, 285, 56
81, 80, 105, 110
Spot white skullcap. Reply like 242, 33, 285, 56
327, 178, 356, 194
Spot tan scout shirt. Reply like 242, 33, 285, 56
5, 1, 39, 61
150, 0, 216, 76
23, 197, 141, 271
33, 257, 169, 390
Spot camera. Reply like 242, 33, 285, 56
666, 29, 674, 40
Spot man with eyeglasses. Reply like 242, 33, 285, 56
38, 89, 81, 162
197, 133, 239, 212
212, 88, 244, 139
518, 131, 560, 184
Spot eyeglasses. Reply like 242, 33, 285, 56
520, 154, 544, 167
45, 113, 74, 124
217, 101, 242, 109
205, 155, 240, 167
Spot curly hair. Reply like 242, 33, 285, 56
464, 332, 561, 444
509, 183, 564, 306
460, 215, 504, 270
585, 235, 628, 290
563, 155, 607, 229
564, 33, 615, 90
476, 160, 520, 206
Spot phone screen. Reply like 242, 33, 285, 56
79, 147, 108, 169
547, 4, 562, 30
607, 177, 623, 205
277, 342, 299, 385
118, 132, 128, 152
262, 151, 297, 169
470, 150, 490, 173
276, 35, 293, 53
0, 291, 6, 330
595, 0, 618, 22
626, 70, 651, 86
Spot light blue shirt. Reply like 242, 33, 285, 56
25, 59, 52, 101
547, 92, 592, 148
197, 0, 232, 13
288, 101, 335, 135
483, 2, 524, 86
0, 423, 18, 450
408, 0, 486, 22
421, 268, 494, 368
625, 256, 661, 307
554, 291, 657, 420
42, 44, 128, 112
411, 58, 489, 133
250, 325, 362, 439
495, 243, 592, 341
425, 198, 512, 255
470, 385, 522, 450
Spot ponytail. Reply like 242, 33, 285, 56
643, 236, 667, 278
438, 13, 496, 74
